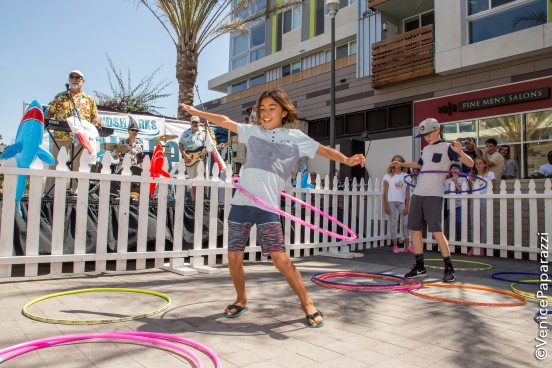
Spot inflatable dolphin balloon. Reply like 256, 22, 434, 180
0, 100, 55, 216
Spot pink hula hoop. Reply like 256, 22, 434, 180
0, 332, 220, 368
231, 177, 357, 241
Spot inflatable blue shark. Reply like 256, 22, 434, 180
0, 100, 55, 216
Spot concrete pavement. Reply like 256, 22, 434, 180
0, 247, 549, 368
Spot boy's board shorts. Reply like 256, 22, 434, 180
228, 205, 286, 256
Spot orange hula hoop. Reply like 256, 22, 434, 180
408, 283, 527, 306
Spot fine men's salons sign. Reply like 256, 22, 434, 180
458, 87, 549, 111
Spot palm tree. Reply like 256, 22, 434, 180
137, 0, 302, 119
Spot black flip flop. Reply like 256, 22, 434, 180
224, 304, 248, 318
306, 310, 324, 328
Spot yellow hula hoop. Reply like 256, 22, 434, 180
423, 259, 492, 271
22, 288, 171, 325
510, 280, 552, 302
408, 283, 527, 306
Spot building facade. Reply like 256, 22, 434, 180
205, 0, 552, 181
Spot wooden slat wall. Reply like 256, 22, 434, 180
371, 24, 434, 88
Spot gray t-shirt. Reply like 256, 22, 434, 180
232, 124, 320, 210
415, 141, 460, 197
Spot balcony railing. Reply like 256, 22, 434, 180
371, 24, 434, 88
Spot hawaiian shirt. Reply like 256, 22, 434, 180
118, 138, 143, 167
179, 127, 206, 152
48, 91, 99, 141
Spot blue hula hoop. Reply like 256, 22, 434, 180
405, 170, 488, 194
491, 272, 552, 285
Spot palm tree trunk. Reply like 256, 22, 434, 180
176, 44, 199, 120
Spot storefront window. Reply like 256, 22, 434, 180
442, 121, 476, 142
440, 109, 551, 178
525, 142, 552, 175
525, 110, 552, 141
478, 114, 521, 144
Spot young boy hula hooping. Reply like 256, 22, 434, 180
180, 88, 365, 328
391, 118, 474, 282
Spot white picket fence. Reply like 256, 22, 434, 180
0, 149, 550, 278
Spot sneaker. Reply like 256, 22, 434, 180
404, 246, 414, 254
405, 263, 427, 278
392, 245, 400, 254
443, 267, 456, 283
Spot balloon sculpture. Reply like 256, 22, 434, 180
300, 164, 315, 189
203, 122, 226, 173
149, 144, 170, 198
0, 100, 55, 216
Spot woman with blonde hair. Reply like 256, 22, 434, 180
383, 155, 412, 253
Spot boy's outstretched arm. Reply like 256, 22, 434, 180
316, 145, 365, 167
179, 103, 239, 134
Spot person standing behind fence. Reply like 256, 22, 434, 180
383, 155, 412, 254
178, 116, 205, 200
444, 162, 468, 241
468, 157, 495, 256
499, 145, 518, 180
539, 151, 552, 176
179, 88, 365, 328
45, 70, 102, 195
479, 138, 503, 185
461, 137, 479, 174
391, 118, 474, 283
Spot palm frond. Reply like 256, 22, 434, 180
93, 54, 172, 115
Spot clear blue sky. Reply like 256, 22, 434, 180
0, 0, 229, 143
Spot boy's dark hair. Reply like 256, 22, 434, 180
485, 138, 498, 146
256, 89, 298, 127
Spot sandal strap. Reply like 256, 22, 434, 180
226, 304, 244, 311
306, 310, 323, 320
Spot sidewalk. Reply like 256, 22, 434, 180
0, 247, 548, 368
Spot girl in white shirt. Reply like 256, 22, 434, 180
383, 155, 412, 253
468, 157, 495, 256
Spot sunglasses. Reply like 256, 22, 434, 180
129, 129, 139, 132
69, 75, 83, 80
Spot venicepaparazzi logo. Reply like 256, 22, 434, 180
535, 232, 549, 361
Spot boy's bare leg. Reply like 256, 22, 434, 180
270, 252, 323, 326
411, 230, 424, 253
225, 251, 247, 315
433, 232, 451, 257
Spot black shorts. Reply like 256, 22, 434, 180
407, 195, 444, 233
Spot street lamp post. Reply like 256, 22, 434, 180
326, 0, 339, 187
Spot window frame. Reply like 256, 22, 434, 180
403, 10, 434, 33
283, 6, 302, 34
466, 0, 547, 44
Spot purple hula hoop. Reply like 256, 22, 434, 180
231, 177, 357, 241
0, 332, 220, 367
405, 170, 488, 194
311, 272, 422, 292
